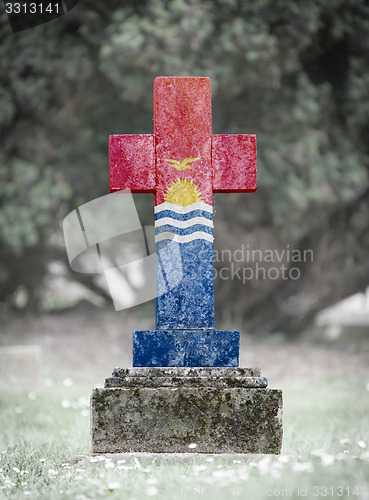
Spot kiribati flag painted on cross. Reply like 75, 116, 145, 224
110, 77, 257, 367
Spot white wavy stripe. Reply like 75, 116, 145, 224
154, 202, 213, 214
155, 231, 214, 244
155, 216, 213, 229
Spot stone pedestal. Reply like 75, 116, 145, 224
91, 368, 283, 454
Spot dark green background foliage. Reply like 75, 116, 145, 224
0, 0, 368, 334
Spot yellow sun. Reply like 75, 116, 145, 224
164, 178, 203, 206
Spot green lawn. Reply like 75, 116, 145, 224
1, 377, 368, 499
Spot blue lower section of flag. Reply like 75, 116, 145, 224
133, 329, 240, 367
156, 239, 214, 329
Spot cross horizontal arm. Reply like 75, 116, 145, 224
212, 134, 257, 193
109, 134, 156, 193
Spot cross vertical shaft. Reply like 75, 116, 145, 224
154, 78, 214, 331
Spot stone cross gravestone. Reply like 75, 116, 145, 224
110, 76, 256, 367
91, 77, 283, 454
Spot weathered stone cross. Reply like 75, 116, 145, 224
109, 77, 256, 367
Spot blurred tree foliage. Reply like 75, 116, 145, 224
0, 0, 368, 333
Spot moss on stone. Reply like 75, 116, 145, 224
91, 386, 283, 454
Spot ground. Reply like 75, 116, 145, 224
1, 304, 369, 499
1, 302, 368, 387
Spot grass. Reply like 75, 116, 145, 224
0, 377, 369, 499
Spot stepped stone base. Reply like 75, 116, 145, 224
91, 368, 283, 454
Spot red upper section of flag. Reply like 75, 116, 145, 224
109, 77, 257, 204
